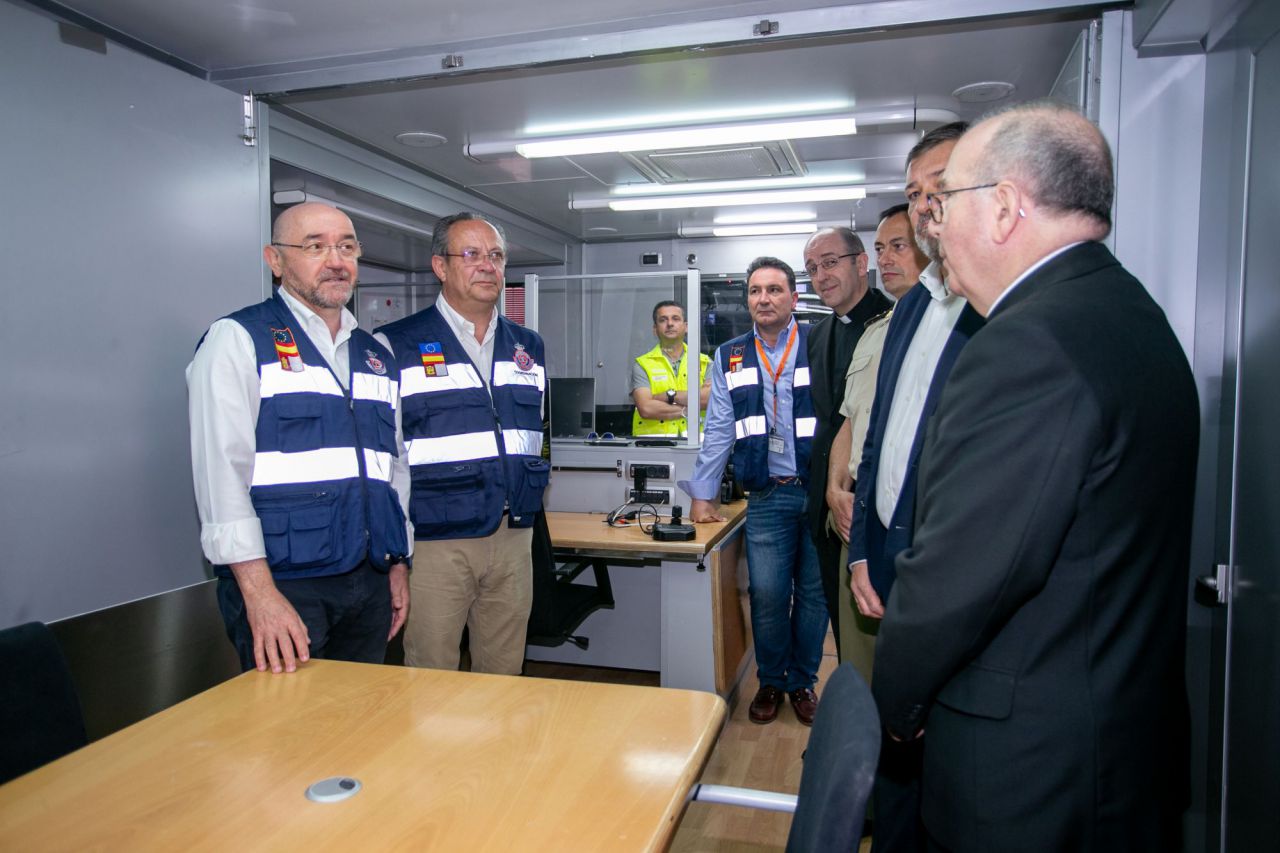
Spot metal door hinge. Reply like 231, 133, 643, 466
1195, 563, 1231, 606
240, 94, 257, 147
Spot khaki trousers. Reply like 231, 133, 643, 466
828, 511, 880, 686
403, 524, 534, 675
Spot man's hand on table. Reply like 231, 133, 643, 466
230, 558, 310, 673
690, 498, 726, 523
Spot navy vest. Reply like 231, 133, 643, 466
204, 293, 408, 579
376, 304, 549, 540
718, 324, 816, 492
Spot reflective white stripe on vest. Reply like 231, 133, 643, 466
503, 429, 543, 456
493, 360, 546, 391
793, 366, 811, 387
251, 447, 358, 487
352, 373, 399, 409
363, 449, 394, 483
260, 362, 343, 399
400, 363, 484, 397
735, 415, 767, 440
796, 417, 817, 438
726, 366, 760, 391
406, 430, 499, 465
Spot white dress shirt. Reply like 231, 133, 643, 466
875, 262, 968, 528
187, 286, 412, 566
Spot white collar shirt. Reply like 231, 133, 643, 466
435, 292, 498, 384
875, 262, 968, 527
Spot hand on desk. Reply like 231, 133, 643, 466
388, 563, 410, 640
849, 559, 885, 619
690, 498, 726, 523
230, 558, 311, 673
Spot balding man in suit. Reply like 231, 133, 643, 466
873, 102, 1198, 852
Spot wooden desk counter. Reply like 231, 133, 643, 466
546, 500, 747, 562
0, 660, 726, 852
542, 501, 751, 697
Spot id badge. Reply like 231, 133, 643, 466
768, 430, 785, 454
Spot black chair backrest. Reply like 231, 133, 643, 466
0, 621, 88, 784
787, 662, 881, 853
526, 511, 614, 648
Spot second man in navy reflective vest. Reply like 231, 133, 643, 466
679, 257, 829, 726
376, 213, 549, 674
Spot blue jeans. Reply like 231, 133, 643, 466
744, 480, 828, 692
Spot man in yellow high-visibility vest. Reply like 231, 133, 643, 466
630, 300, 711, 436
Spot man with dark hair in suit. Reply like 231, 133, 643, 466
801, 227, 892, 654
824, 203, 928, 679
874, 102, 1197, 852
848, 120, 982, 853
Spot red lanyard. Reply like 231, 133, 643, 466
754, 323, 796, 424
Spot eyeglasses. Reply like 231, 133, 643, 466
803, 252, 861, 276
271, 240, 362, 260
925, 183, 999, 224
441, 249, 507, 266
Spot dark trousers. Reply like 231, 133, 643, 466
871, 733, 926, 853
217, 561, 391, 671
812, 526, 845, 651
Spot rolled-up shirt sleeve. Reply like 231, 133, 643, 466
186, 319, 265, 566
678, 348, 733, 501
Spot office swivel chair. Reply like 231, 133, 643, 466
526, 511, 614, 650
691, 662, 880, 853
0, 621, 88, 784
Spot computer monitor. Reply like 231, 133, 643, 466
548, 377, 596, 438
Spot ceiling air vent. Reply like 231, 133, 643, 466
623, 141, 806, 184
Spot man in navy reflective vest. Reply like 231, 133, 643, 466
188, 202, 412, 674
376, 213, 549, 675
679, 257, 828, 726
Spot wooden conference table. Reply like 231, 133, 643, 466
544, 502, 750, 696
0, 659, 726, 851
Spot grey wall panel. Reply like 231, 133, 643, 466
1107, 9, 1206, 360
0, 2, 262, 627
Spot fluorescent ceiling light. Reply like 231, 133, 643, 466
612, 173, 864, 196
714, 210, 817, 225
525, 100, 851, 136
713, 223, 819, 237
516, 117, 856, 159
607, 186, 867, 212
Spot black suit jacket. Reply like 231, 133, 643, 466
873, 243, 1198, 853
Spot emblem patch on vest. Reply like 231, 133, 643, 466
364, 349, 387, 376
419, 342, 448, 377
513, 343, 535, 372
271, 327, 304, 372
729, 344, 745, 373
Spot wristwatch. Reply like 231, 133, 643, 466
666, 389, 677, 405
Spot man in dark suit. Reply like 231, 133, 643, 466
801, 227, 891, 652
848, 121, 981, 853
873, 102, 1197, 852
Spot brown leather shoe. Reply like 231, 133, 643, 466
749, 685, 783, 724
789, 687, 819, 726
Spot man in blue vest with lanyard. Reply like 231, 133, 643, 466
376, 213, 549, 675
679, 257, 828, 726
188, 202, 411, 674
